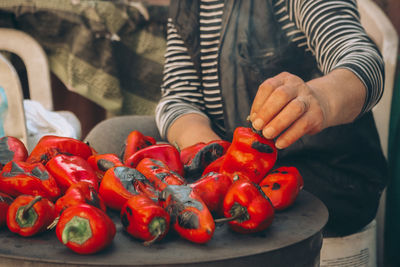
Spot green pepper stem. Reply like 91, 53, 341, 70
47, 216, 60, 230
214, 212, 244, 224
143, 229, 162, 247
22, 196, 42, 219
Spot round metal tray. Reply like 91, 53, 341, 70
0, 190, 328, 267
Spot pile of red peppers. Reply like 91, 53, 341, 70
0, 126, 304, 253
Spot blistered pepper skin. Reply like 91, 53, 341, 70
219, 127, 277, 184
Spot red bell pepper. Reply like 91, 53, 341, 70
122, 130, 156, 163
184, 140, 231, 181
189, 172, 232, 215
179, 142, 205, 165
216, 176, 275, 234
7, 195, 56, 236
259, 166, 303, 211
56, 204, 116, 254
160, 185, 215, 244
45, 154, 99, 193
27, 135, 93, 165
55, 181, 107, 216
0, 136, 28, 170
125, 143, 184, 176
202, 155, 225, 175
121, 194, 170, 246
0, 192, 13, 227
136, 158, 185, 192
219, 127, 277, 184
0, 161, 61, 201
87, 153, 124, 180
99, 166, 153, 210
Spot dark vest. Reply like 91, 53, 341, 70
169, 0, 388, 235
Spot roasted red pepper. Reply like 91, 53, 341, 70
99, 166, 153, 210
219, 127, 277, 184
87, 153, 124, 180
136, 158, 185, 192
183, 140, 231, 181
189, 172, 232, 215
0, 161, 60, 201
56, 204, 116, 254
202, 155, 225, 175
46, 154, 99, 193
259, 166, 303, 211
121, 194, 170, 246
160, 185, 215, 244
217, 176, 275, 234
125, 144, 184, 176
55, 181, 107, 216
7, 195, 56, 236
0, 192, 13, 227
0, 136, 28, 170
122, 130, 156, 163
27, 135, 93, 165
179, 142, 205, 165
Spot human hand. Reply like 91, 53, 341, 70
249, 72, 329, 149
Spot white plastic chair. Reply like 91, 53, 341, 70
320, 0, 398, 266
0, 28, 81, 150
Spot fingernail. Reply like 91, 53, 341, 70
249, 113, 257, 121
262, 127, 275, 139
275, 140, 286, 149
252, 118, 264, 130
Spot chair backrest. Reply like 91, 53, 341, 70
0, 53, 28, 145
358, 0, 399, 159
0, 28, 53, 147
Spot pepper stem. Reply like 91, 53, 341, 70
143, 229, 162, 247
143, 217, 167, 246
214, 202, 249, 224
47, 216, 60, 230
61, 216, 92, 245
22, 196, 42, 219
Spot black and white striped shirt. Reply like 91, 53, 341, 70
155, 0, 384, 138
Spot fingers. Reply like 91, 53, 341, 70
249, 74, 285, 121
260, 96, 310, 140
249, 72, 326, 149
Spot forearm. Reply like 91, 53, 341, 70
167, 113, 221, 149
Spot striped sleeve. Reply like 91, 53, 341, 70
155, 18, 209, 139
286, 0, 385, 115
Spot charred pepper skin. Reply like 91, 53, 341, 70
0, 161, 61, 201
183, 140, 231, 181
0, 192, 13, 227
122, 130, 156, 163
7, 195, 56, 237
55, 181, 107, 216
0, 136, 28, 170
121, 195, 170, 246
160, 185, 215, 244
125, 144, 184, 177
45, 154, 99, 193
220, 176, 275, 234
56, 204, 116, 254
27, 135, 93, 165
99, 166, 151, 210
136, 158, 185, 192
87, 153, 124, 180
259, 166, 304, 211
219, 127, 277, 184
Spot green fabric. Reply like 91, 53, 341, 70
385, 55, 400, 266
0, 0, 167, 114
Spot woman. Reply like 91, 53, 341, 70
86, 0, 387, 236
